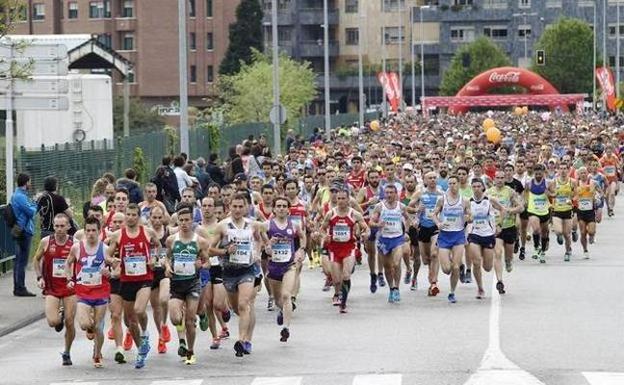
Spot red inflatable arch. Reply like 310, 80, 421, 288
449, 66, 563, 114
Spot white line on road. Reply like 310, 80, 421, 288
151, 380, 203, 385
50, 382, 99, 385
352, 374, 402, 385
583, 372, 624, 385
463, 277, 546, 385
251, 377, 303, 385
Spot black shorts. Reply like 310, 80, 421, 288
170, 279, 201, 301
497, 226, 518, 245
418, 225, 439, 243
110, 278, 121, 296
529, 212, 551, 224
519, 208, 529, 220
577, 209, 596, 223
408, 226, 419, 247
467, 234, 496, 249
120, 280, 152, 302
151, 268, 166, 290
209, 265, 224, 285
552, 210, 573, 220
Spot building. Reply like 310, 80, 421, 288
9, 0, 239, 106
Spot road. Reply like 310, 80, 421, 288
1, 201, 623, 385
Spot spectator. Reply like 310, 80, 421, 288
85, 178, 108, 219
194, 156, 213, 193
116, 168, 144, 204
152, 156, 180, 214
101, 172, 116, 185
207, 153, 226, 187
225, 146, 244, 183
10, 173, 38, 297
285, 129, 296, 151
174, 155, 197, 196
258, 134, 273, 158
37, 176, 74, 238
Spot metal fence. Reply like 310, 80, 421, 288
0, 205, 16, 275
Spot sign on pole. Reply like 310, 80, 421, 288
270, 104, 287, 125
0, 44, 68, 59
0, 78, 69, 94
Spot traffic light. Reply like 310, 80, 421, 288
536, 50, 545, 66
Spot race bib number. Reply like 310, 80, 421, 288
444, 213, 460, 225
605, 165, 616, 177
124, 255, 147, 276
473, 216, 488, 229
79, 266, 102, 286
534, 197, 547, 210
230, 242, 252, 264
150, 248, 166, 268
556, 196, 569, 206
332, 224, 351, 242
173, 254, 196, 276
272, 242, 292, 263
209, 256, 220, 266
52, 258, 66, 278
579, 198, 593, 211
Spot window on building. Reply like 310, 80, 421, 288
382, 26, 405, 44
121, 32, 134, 50
97, 33, 112, 48
190, 65, 197, 83
127, 70, 135, 83
545, 0, 562, 7
206, 0, 213, 17
189, 0, 196, 17
278, 27, 291, 42
68, 2, 78, 19
519, 0, 530, 8
32, 3, 45, 20
278, 0, 290, 9
453, 0, 473, 5
608, 56, 624, 67
382, 0, 405, 12
346, 28, 359, 45
483, 0, 506, 8
122, 0, 134, 17
189, 32, 196, 50
483, 26, 508, 40
207, 65, 214, 83
518, 25, 532, 38
450, 27, 475, 42
608, 24, 624, 38
206, 32, 214, 50
423, 54, 440, 75
89, 1, 111, 18
345, 0, 358, 13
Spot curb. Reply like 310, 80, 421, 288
0, 311, 45, 338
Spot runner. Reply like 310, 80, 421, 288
525, 164, 556, 263
401, 173, 420, 291
576, 167, 600, 259
600, 143, 620, 217
552, 161, 578, 261
65, 216, 111, 368
139, 182, 170, 225
33, 213, 76, 366
457, 165, 473, 284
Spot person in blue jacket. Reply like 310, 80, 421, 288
10, 173, 38, 296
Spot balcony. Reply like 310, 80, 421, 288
298, 8, 338, 25
418, 5, 511, 23
115, 17, 136, 31
299, 40, 338, 57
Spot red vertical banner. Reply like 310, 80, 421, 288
377, 72, 400, 112
596, 66, 617, 111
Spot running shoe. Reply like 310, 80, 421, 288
464, 270, 472, 284
134, 354, 145, 369
369, 274, 378, 293
448, 293, 457, 303
496, 281, 506, 294
556, 234, 564, 245
280, 327, 290, 342
185, 354, 196, 365
221, 309, 232, 323
55, 307, 64, 333
532, 250, 539, 260
476, 290, 485, 300
199, 313, 208, 331
210, 338, 220, 350
332, 294, 341, 306
267, 297, 275, 311
61, 352, 72, 366
514, 240, 520, 254
243, 341, 252, 354
277, 310, 284, 326
584, 252, 590, 260
539, 251, 546, 264
519, 247, 526, 261
107, 327, 115, 340
219, 327, 230, 339
505, 259, 513, 273
388, 289, 395, 303
428, 284, 440, 297
608, 209, 614, 217
572, 230, 578, 243
564, 251, 571, 262
123, 330, 133, 351
114, 350, 126, 364
93, 356, 103, 368
138, 335, 150, 356
161, 324, 171, 343
404, 270, 412, 285
410, 278, 417, 291
394, 289, 401, 302
177, 340, 188, 357
459, 264, 466, 283
157, 338, 167, 354
378, 273, 386, 287
589, 234, 595, 244
322, 277, 332, 292
86, 328, 95, 341
339, 304, 348, 314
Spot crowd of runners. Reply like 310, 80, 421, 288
29, 109, 624, 369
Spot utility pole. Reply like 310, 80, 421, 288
357, 1, 364, 127
178, 0, 189, 155
381, 1, 387, 118
323, 0, 331, 139
271, 0, 281, 155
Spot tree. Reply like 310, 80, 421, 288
219, 49, 317, 127
219, 0, 263, 75
113, 97, 165, 135
532, 18, 595, 94
439, 36, 512, 96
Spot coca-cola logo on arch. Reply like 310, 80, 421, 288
488, 71, 521, 83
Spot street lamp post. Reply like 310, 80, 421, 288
512, 11, 538, 68
398, 1, 403, 107
594, 1, 597, 111
419, 6, 430, 112
358, 2, 365, 128
410, 4, 415, 107
381, 1, 387, 118
271, 0, 281, 155
178, 0, 189, 155
323, 0, 331, 139
618, 1, 621, 100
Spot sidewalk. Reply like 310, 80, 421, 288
0, 268, 45, 337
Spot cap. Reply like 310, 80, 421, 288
233, 173, 247, 182
402, 163, 414, 171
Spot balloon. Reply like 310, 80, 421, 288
541, 112, 551, 122
486, 110, 494, 117
370, 120, 380, 131
483, 118, 495, 130
514, 107, 523, 116
486, 127, 501, 144
522, 106, 529, 114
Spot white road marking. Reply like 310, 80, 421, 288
151, 380, 203, 385
583, 372, 624, 385
50, 383, 99, 385
251, 377, 303, 385
352, 374, 402, 385
463, 277, 546, 385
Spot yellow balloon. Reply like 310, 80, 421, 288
522, 106, 529, 114
514, 107, 523, 116
483, 118, 495, 130
486, 127, 502, 144
370, 120, 380, 131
